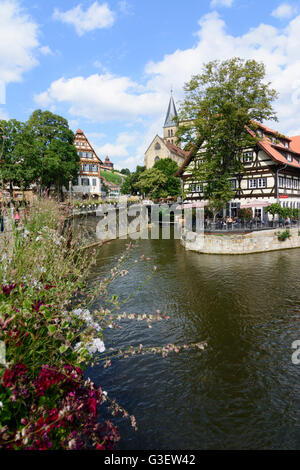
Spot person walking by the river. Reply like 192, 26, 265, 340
0, 206, 3, 233
14, 209, 20, 227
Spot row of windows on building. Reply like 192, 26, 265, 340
78, 151, 94, 159
281, 201, 300, 208
81, 164, 98, 173
188, 178, 267, 193
278, 176, 300, 189
256, 130, 290, 149
75, 177, 98, 187
194, 150, 294, 166
75, 141, 89, 148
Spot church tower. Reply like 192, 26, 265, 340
163, 93, 179, 145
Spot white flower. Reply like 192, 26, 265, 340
74, 342, 82, 351
87, 338, 105, 354
73, 308, 83, 316
90, 322, 102, 332
0, 401, 3, 409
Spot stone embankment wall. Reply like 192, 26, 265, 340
181, 227, 300, 254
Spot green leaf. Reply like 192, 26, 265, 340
59, 344, 68, 354
47, 325, 56, 334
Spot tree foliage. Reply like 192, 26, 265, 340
265, 203, 299, 220
135, 168, 167, 198
120, 168, 130, 176
120, 165, 145, 195
0, 120, 39, 197
177, 58, 278, 211
153, 158, 181, 196
27, 110, 79, 194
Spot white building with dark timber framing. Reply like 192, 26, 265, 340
176, 122, 300, 220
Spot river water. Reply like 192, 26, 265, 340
86, 232, 300, 450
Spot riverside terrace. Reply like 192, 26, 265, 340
201, 217, 300, 232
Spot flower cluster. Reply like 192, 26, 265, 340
0, 363, 119, 450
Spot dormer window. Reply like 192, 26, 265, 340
286, 153, 292, 162
284, 141, 289, 148
257, 129, 263, 138
243, 151, 253, 163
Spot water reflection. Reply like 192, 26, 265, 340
87, 235, 300, 450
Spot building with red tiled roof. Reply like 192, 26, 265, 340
73, 129, 104, 197
101, 155, 114, 171
144, 94, 189, 169
177, 121, 300, 218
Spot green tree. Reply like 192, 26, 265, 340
121, 165, 145, 195
265, 203, 282, 221
27, 110, 79, 199
0, 120, 39, 200
120, 168, 130, 176
136, 168, 167, 199
153, 158, 181, 196
177, 58, 278, 218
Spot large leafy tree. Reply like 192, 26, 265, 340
121, 165, 145, 195
27, 110, 79, 198
153, 158, 181, 196
0, 120, 39, 199
177, 58, 278, 216
136, 168, 167, 199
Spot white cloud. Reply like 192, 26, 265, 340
39, 45, 53, 56
118, 1, 133, 15
0, 108, 9, 120
36, 10, 300, 169
210, 0, 233, 8
34, 73, 164, 122
96, 131, 138, 159
272, 3, 296, 19
53, 2, 115, 36
0, 0, 40, 84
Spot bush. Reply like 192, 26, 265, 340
277, 229, 291, 241
238, 208, 253, 221
0, 201, 120, 449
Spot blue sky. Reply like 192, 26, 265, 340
1, 0, 300, 170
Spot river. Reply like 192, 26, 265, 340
86, 232, 300, 450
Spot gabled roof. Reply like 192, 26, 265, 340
247, 124, 300, 169
175, 121, 300, 176
165, 140, 190, 159
290, 136, 300, 153
164, 95, 178, 128
75, 129, 103, 164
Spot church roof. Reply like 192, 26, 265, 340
164, 95, 178, 128
165, 140, 190, 159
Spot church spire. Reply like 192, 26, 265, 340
163, 93, 178, 128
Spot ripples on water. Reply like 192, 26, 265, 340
86, 234, 300, 450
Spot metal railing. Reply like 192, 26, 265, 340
202, 219, 300, 232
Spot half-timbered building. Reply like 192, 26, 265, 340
176, 122, 300, 219
73, 129, 103, 196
